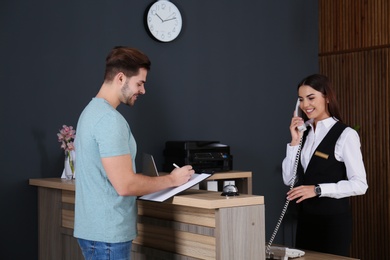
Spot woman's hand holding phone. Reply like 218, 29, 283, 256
290, 99, 306, 146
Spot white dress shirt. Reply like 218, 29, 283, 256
282, 117, 368, 198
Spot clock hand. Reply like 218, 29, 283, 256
155, 13, 164, 22
162, 12, 175, 22
164, 17, 177, 22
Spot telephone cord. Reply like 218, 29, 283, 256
266, 135, 303, 257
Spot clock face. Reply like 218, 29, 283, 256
146, 0, 183, 42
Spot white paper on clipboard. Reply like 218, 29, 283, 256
139, 173, 211, 202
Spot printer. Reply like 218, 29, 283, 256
162, 141, 233, 173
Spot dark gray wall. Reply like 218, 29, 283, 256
0, 0, 318, 258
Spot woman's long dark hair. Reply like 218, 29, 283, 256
297, 74, 343, 122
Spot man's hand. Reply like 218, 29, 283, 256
169, 165, 195, 187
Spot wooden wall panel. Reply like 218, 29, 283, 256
319, 49, 390, 260
319, 1, 390, 259
320, 0, 390, 53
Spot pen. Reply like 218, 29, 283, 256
173, 163, 180, 169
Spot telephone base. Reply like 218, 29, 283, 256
266, 246, 305, 260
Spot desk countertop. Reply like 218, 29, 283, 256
301, 250, 359, 260
29, 178, 75, 191
29, 178, 263, 209
29, 170, 251, 192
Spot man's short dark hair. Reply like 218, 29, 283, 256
104, 46, 151, 82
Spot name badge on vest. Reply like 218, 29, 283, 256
315, 151, 329, 159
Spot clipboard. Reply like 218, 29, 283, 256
139, 172, 211, 202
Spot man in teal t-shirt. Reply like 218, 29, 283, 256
74, 97, 138, 243
74, 46, 195, 260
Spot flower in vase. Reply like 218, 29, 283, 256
57, 125, 76, 173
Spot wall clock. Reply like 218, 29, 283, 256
146, 0, 183, 42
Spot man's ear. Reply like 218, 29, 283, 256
115, 72, 126, 86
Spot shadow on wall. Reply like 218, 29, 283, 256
32, 128, 63, 178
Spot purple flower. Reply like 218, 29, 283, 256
58, 125, 76, 152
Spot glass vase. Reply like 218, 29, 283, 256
64, 152, 74, 180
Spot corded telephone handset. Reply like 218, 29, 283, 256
265, 99, 306, 259
295, 99, 307, 133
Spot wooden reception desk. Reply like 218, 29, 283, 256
29, 176, 358, 260
29, 174, 264, 260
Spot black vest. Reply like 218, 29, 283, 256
296, 121, 350, 215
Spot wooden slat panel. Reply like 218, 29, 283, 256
138, 200, 216, 227
138, 215, 215, 236
319, 0, 390, 54
62, 209, 74, 230
62, 190, 75, 204
319, 1, 390, 259
135, 224, 216, 260
319, 48, 390, 260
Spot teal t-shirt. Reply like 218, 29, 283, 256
74, 98, 137, 243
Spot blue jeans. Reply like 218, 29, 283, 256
77, 238, 132, 260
